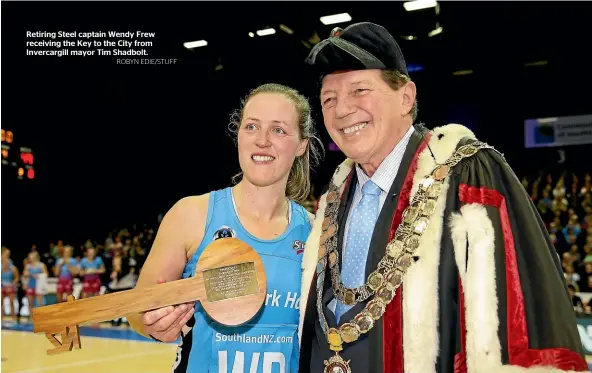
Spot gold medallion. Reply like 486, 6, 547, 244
354, 311, 374, 334
322, 217, 331, 230
329, 251, 338, 267
327, 328, 343, 351
367, 299, 386, 320
324, 352, 352, 373
428, 183, 442, 198
403, 206, 419, 224
327, 190, 339, 202
343, 290, 356, 306
326, 224, 337, 238
318, 244, 327, 259
386, 240, 403, 258
423, 199, 437, 215
339, 322, 360, 343
413, 217, 429, 234
396, 253, 413, 271
376, 286, 394, 304
405, 235, 420, 252
385, 269, 403, 290
367, 272, 384, 291
433, 164, 450, 180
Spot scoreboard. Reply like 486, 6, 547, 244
1, 129, 35, 180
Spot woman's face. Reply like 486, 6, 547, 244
237, 92, 307, 189
29, 252, 38, 263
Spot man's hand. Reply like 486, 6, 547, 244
140, 277, 195, 342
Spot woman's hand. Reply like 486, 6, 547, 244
140, 277, 195, 342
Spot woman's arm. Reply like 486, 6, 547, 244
41, 263, 49, 276
68, 261, 79, 276
12, 266, 20, 284
127, 194, 209, 340
53, 261, 61, 277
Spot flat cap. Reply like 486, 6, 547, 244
305, 22, 408, 81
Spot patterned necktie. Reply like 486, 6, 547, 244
335, 179, 382, 322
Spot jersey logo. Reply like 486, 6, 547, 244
213, 226, 236, 240
292, 240, 304, 255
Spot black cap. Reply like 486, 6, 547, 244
305, 22, 408, 82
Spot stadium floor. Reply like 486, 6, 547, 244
1, 320, 178, 373
3, 319, 592, 372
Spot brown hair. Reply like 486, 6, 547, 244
229, 83, 324, 204
380, 69, 418, 122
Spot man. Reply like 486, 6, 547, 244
298, 22, 588, 373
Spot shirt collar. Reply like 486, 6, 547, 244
355, 125, 415, 193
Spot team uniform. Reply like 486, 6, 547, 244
172, 187, 311, 373
1, 261, 17, 296
26, 262, 43, 296
80, 257, 104, 294
56, 257, 78, 293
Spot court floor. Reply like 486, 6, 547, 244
4, 320, 592, 373
1, 321, 179, 373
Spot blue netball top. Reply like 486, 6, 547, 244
27, 262, 43, 288
172, 187, 311, 373
80, 257, 104, 277
1, 263, 14, 286
56, 257, 78, 278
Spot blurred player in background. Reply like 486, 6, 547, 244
23, 251, 48, 320
79, 247, 105, 298
53, 245, 78, 302
1, 249, 20, 321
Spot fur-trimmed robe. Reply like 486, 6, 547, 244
298, 124, 589, 373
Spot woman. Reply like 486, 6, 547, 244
53, 245, 79, 302
1, 250, 20, 321
23, 251, 48, 317
128, 83, 323, 373
79, 247, 106, 298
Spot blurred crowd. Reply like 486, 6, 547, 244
521, 171, 592, 313
1, 224, 155, 322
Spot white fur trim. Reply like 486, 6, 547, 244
402, 151, 450, 373
449, 212, 468, 284
299, 158, 355, 345
402, 123, 476, 372
456, 205, 590, 373
455, 203, 502, 372
408, 123, 475, 199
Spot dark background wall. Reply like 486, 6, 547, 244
2, 1, 591, 255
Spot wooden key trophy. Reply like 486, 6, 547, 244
32, 237, 267, 355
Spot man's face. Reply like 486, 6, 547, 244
320, 69, 415, 167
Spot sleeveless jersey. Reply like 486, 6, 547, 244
80, 257, 104, 279
56, 257, 78, 279
172, 187, 311, 373
27, 263, 43, 288
2, 264, 14, 286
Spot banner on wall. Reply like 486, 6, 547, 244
525, 114, 592, 148
576, 314, 592, 355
